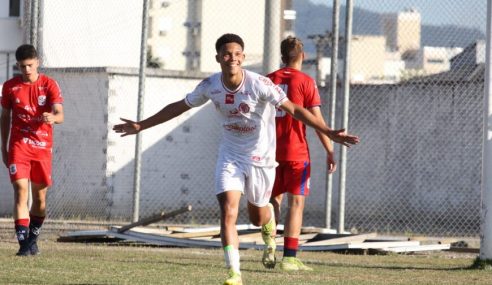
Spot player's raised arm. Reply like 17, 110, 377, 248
113, 99, 191, 137
278, 100, 360, 147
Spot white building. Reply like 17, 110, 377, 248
404, 46, 464, 75
0, 0, 23, 84
148, 0, 268, 73
148, 0, 292, 73
0, 0, 143, 73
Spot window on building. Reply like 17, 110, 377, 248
9, 0, 21, 17
427, 59, 445, 64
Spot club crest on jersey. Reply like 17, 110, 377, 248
9, 164, 17, 175
238, 103, 250, 113
38, 95, 47, 106
225, 94, 234, 104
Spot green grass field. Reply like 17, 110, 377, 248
1, 229, 492, 285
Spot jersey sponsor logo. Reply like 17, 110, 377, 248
224, 123, 256, 133
22, 137, 47, 148
38, 95, 47, 106
211, 89, 221, 95
9, 164, 17, 175
238, 103, 250, 114
225, 93, 234, 104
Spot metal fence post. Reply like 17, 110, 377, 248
30, 0, 38, 47
480, 0, 492, 261
325, 0, 340, 230
133, 0, 150, 222
337, 0, 353, 234
263, 0, 281, 74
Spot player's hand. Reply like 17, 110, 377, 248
113, 118, 141, 137
42, 112, 55, 124
327, 128, 360, 147
327, 152, 337, 174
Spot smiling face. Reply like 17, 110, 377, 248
215, 42, 245, 77
17, 58, 40, 83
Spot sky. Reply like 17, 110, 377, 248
309, 0, 487, 32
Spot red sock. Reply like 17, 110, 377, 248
15, 218, 30, 228
284, 236, 299, 257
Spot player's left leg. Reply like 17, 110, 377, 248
280, 193, 312, 271
279, 161, 313, 271
244, 165, 276, 269
28, 159, 51, 255
248, 202, 277, 269
29, 182, 48, 255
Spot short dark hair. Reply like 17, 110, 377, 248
215, 34, 244, 53
15, 44, 38, 61
281, 36, 303, 63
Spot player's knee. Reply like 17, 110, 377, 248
288, 196, 305, 209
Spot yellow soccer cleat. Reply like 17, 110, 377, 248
223, 269, 242, 285
280, 257, 313, 271
261, 203, 277, 269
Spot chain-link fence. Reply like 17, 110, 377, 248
0, 0, 487, 237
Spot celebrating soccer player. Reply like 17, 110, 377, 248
113, 33, 358, 285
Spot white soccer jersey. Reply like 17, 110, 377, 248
185, 70, 288, 167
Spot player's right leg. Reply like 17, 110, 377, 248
12, 178, 31, 256
215, 157, 245, 285
217, 191, 243, 285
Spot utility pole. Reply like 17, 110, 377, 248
308, 32, 332, 86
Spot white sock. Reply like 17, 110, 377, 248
224, 245, 240, 273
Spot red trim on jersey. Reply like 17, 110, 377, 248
221, 70, 245, 94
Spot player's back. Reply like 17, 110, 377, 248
267, 67, 321, 161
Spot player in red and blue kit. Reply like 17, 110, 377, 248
268, 36, 339, 271
1, 44, 64, 256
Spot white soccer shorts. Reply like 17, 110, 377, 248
215, 156, 275, 207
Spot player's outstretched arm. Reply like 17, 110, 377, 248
279, 100, 360, 147
113, 99, 191, 137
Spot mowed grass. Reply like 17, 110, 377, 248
1, 235, 492, 285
